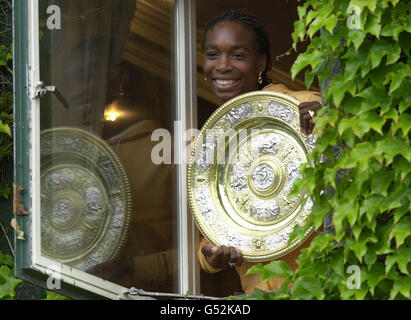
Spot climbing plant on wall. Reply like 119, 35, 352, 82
0, 0, 22, 299
244, 0, 411, 300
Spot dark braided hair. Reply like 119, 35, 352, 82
202, 9, 273, 89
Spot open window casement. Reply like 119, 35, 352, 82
14, 0, 199, 300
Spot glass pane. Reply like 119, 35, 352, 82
39, 0, 178, 293
195, 0, 316, 297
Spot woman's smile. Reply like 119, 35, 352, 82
213, 79, 240, 89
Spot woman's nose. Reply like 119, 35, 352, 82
216, 55, 232, 73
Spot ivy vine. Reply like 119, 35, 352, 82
0, 0, 19, 297
243, 0, 411, 300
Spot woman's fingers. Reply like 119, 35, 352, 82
202, 244, 243, 269
220, 246, 231, 267
235, 248, 244, 266
298, 101, 321, 135
202, 243, 218, 257
202, 243, 221, 269
309, 115, 315, 134
302, 112, 311, 135
222, 246, 244, 269
228, 246, 238, 265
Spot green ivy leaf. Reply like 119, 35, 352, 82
0, 187, 10, 199
390, 276, 411, 299
311, 194, 333, 229
354, 287, 369, 300
333, 200, 352, 235
338, 117, 359, 137
369, 40, 392, 69
329, 249, 345, 276
292, 20, 306, 49
357, 87, 390, 114
360, 111, 385, 135
324, 167, 338, 188
305, 9, 319, 26
304, 69, 316, 90
0, 266, 22, 299
344, 142, 376, 171
385, 254, 397, 275
389, 216, 411, 248
342, 96, 363, 115
0, 252, 13, 267
350, 0, 377, 13
288, 223, 312, 244
327, 75, 356, 107
374, 224, 394, 256
394, 113, 411, 136
360, 195, 384, 222
363, 245, 377, 268
395, 247, 411, 276
386, 42, 401, 65
351, 231, 377, 262
324, 15, 339, 34
291, 49, 323, 80
371, 168, 394, 197
291, 276, 324, 300
308, 16, 324, 39
386, 247, 411, 276
375, 136, 411, 165
392, 202, 409, 224
0, 120, 11, 136
246, 261, 293, 282
381, 20, 404, 41
364, 13, 381, 38
381, 107, 399, 123
43, 291, 71, 300
387, 184, 409, 211
348, 29, 366, 51
297, 2, 309, 20
366, 263, 385, 296
307, 233, 334, 254
389, 72, 405, 94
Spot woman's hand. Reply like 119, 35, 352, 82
298, 101, 321, 135
201, 243, 244, 269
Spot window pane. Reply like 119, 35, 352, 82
39, 0, 177, 293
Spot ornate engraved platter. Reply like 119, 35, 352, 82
188, 91, 316, 262
40, 127, 132, 271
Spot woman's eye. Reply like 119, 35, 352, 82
206, 52, 217, 59
233, 53, 245, 59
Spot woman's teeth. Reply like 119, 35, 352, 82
215, 79, 236, 85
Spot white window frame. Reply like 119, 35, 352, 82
25, 0, 199, 299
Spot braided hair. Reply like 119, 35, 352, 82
201, 9, 273, 89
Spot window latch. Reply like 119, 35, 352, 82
34, 81, 70, 110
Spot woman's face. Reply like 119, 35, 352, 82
203, 21, 266, 103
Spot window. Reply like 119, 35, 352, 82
14, 0, 316, 299
15, 0, 198, 299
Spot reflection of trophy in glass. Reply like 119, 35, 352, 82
40, 127, 132, 271
188, 91, 316, 262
